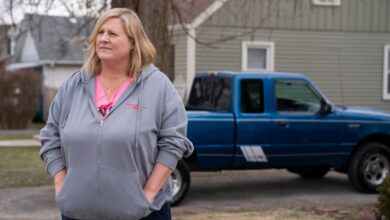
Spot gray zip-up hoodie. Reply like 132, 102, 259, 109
39, 64, 194, 220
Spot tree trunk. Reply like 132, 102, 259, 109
111, 0, 174, 81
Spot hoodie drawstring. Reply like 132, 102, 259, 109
134, 75, 145, 149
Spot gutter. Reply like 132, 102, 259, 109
6, 60, 84, 70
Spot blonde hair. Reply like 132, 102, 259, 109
84, 8, 156, 78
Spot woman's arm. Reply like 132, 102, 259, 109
39, 89, 66, 177
53, 169, 67, 195
145, 76, 194, 203
143, 163, 173, 203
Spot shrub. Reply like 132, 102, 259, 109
0, 68, 42, 129
376, 175, 390, 219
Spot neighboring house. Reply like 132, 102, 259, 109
171, 0, 390, 111
7, 14, 95, 120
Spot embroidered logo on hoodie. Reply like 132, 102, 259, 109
126, 103, 147, 111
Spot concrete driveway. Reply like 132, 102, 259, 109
0, 169, 377, 219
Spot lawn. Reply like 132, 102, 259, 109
0, 133, 37, 140
0, 147, 52, 189
27, 123, 45, 130
173, 209, 336, 220
0, 123, 44, 140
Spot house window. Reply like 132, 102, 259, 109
242, 41, 274, 72
383, 45, 390, 100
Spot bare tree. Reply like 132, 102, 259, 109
110, 0, 305, 80
1, 0, 308, 81
111, 0, 174, 80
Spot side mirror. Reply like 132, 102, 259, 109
319, 100, 332, 115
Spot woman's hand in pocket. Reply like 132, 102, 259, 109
143, 163, 174, 204
143, 188, 156, 204
53, 169, 67, 196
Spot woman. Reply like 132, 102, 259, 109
39, 8, 193, 220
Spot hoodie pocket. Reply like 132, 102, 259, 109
55, 166, 98, 219
100, 166, 151, 220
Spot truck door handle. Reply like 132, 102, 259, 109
276, 120, 289, 127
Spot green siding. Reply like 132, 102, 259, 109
195, 27, 390, 111
172, 0, 390, 109
203, 0, 390, 32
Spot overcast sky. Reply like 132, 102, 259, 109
0, 0, 110, 25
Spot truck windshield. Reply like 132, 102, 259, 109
186, 77, 231, 111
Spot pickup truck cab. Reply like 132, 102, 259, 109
171, 71, 390, 205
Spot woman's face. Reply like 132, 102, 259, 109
96, 17, 134, 65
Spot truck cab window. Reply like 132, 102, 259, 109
240, 80, 264, 113
275, 80, 321, 113
187, 77, 231, 111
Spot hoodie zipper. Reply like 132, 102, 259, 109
97, 120, 103, 219
80, 66, 158, 218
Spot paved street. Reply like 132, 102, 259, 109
0, 169, 377, 220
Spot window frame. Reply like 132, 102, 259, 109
312, 0, 341, 6
242, 41, 274, 72
383, 45, 390, 100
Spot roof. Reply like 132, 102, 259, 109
13, 14, 96, 63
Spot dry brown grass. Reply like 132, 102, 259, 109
173, 208, 336, 220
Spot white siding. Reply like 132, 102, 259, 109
20, 31, 39, 62
43, 64, 81, 88
172, 30, 188, 99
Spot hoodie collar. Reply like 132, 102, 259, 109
81, 64, 159, 121
135, 63, 159, 84
80, 63, 158, 85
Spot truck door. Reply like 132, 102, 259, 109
234, 79, 273, 168
186, 76, 235, 170
271, 79, 342, 166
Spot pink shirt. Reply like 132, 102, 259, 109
95, 75, 133, 119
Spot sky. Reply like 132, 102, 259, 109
0, 0, 110, 25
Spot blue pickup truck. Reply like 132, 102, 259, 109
170, 71, 390, 205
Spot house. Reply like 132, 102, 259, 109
7, 14, 96, 120
171, 0, 390, 111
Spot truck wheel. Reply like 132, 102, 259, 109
171, 160, 190, 206
287, 167, 330, 179
348, 142, 390, 193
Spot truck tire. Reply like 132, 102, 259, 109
171, 160, 190, 206
348, 142, 390, 193
287, 167, 330, 179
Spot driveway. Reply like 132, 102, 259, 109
176, 169, 376, 212
0, 169, 377, 219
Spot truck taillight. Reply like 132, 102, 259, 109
208, 71, 217, 77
